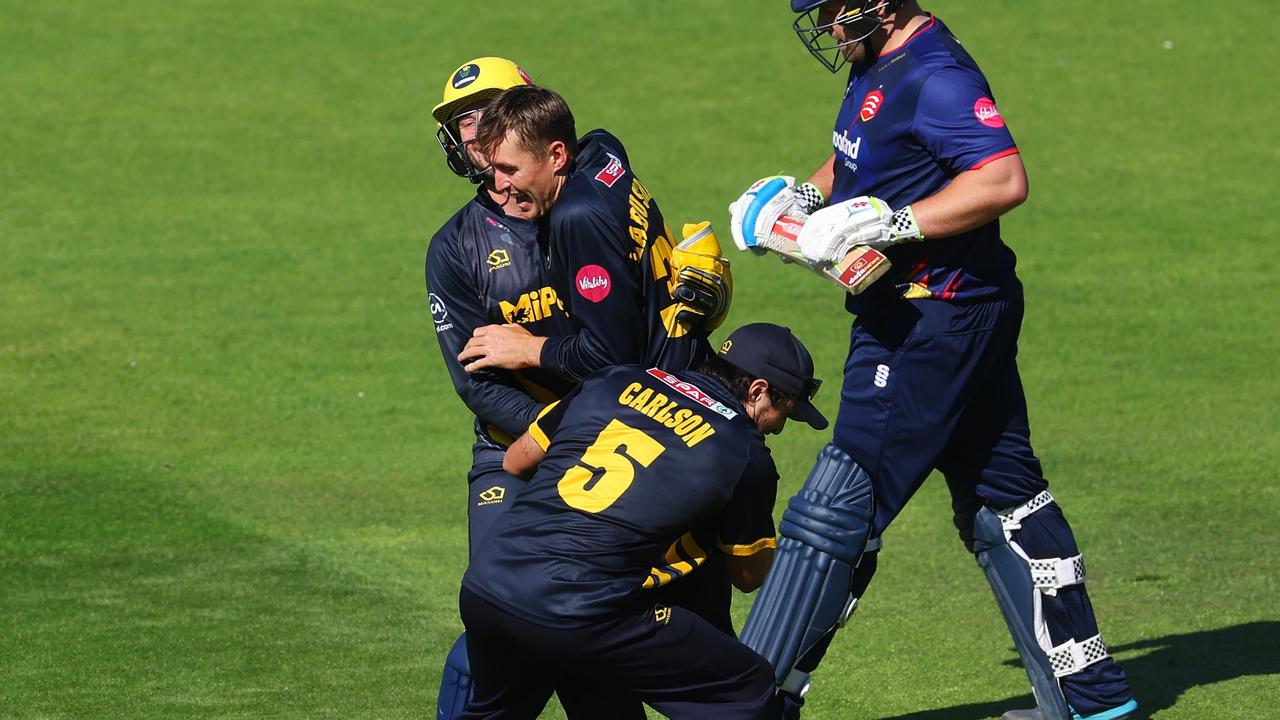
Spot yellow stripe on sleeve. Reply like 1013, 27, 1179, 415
716, 535, 778, 557
527, 401, 559, 451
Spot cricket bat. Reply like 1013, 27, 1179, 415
761, 209, 890, 295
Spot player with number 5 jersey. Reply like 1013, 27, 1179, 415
459, 324, 828, 720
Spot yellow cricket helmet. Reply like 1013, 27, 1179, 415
433, 57, 533, 125
433, 57, 534, 182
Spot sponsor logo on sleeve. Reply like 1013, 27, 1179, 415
974, 97, 1005, 128
859, 90, 884, 122
451, 63, 480, 89
575, 264, 611, 302
594, 153, 626, 187
646, 368, 738, 419
429, 292, 453, 333
486, 248, 511, 271
476, 486, 507, 506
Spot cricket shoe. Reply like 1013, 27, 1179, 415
1001, 698, 1139, 720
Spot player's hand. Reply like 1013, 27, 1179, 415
728, 176, 800, 254
797, 196, 923, 263
458, 324, 545, 372
671, 221, 732, 331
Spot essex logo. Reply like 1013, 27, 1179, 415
486, 248, 511, 271
595, 153, 626, 187
476, 486, 506, 506
452, 63, 480, 89
575, 264, 611, 302
860, 90, 884, 122
974, 97, 1004, 128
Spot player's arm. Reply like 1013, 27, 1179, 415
718, 437, 781, 593
427, 235, 545, 437
909, 151, 1027, 238
804, 153, 836, 202
537, 203, 650, 380
501, 388, 579, 478
910, 68, 1027, 238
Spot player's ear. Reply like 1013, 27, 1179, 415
547, 140, 569, 172
747, 378, 770, 406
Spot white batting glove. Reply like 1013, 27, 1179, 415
796, 196, 923, 263
728, 176, 800, 253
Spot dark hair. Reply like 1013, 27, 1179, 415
695, 356, 787, 406
474, 85, 578, 160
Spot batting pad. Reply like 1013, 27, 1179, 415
437, 633, 472, 720
972, 508, 1072, 720
740, 443, 873, 685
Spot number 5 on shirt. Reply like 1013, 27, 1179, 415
558, 419, 667, 513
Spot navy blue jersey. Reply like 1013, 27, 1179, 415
538, 130, 712, 380
463, 365, 778, 627
830, 17, 1020, 306
427, 190, 577, 451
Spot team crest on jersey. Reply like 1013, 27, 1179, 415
594, 153, 626, 187
974, 97, 1005, 128
860, 90, 885, 122
575, 264, 611, 302
452, 63, 480, 89
486, 248, 511, 271
646, 368, 738, 419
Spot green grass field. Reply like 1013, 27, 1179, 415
2, 0, 1277, 717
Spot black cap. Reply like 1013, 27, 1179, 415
717, 323, 828, 430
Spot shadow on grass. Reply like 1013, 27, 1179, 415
877, 621, 1280, 720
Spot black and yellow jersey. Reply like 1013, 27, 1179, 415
426, 189, 577, 453
462, 365, 778, 627
538, 130, 712, 380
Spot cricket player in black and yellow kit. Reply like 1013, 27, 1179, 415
457, 85, 717, 379
428, 63, 737, 719
459, 324, 828, 720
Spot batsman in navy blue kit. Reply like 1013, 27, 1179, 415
730, 3, 1138, 720
460, 324, 829, 720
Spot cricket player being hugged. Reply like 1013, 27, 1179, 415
456, 84, 727, 380
729, 3, 1138, 720
428, 63, 734, 719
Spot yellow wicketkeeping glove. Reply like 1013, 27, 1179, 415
671, 221, 733, 331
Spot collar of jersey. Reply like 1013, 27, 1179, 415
875, 13, 936, 62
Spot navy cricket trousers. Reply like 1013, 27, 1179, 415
830, 284, 1132, 715
459, 587, 779, 720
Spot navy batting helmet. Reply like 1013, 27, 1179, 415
791, 0, 906, 73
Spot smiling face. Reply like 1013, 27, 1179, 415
486, 131, 568, 221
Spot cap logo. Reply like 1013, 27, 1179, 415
516, 66, 533, 85
720, 339, 733, 354
859, 90, 884, 122
575, 264, 611, 302
452, 63, 480, 90
974, 97, 1004, 128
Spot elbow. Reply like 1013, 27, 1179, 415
501, 453, 522, 478
731, 571, 764, 594
1005, 173, 1029, 211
